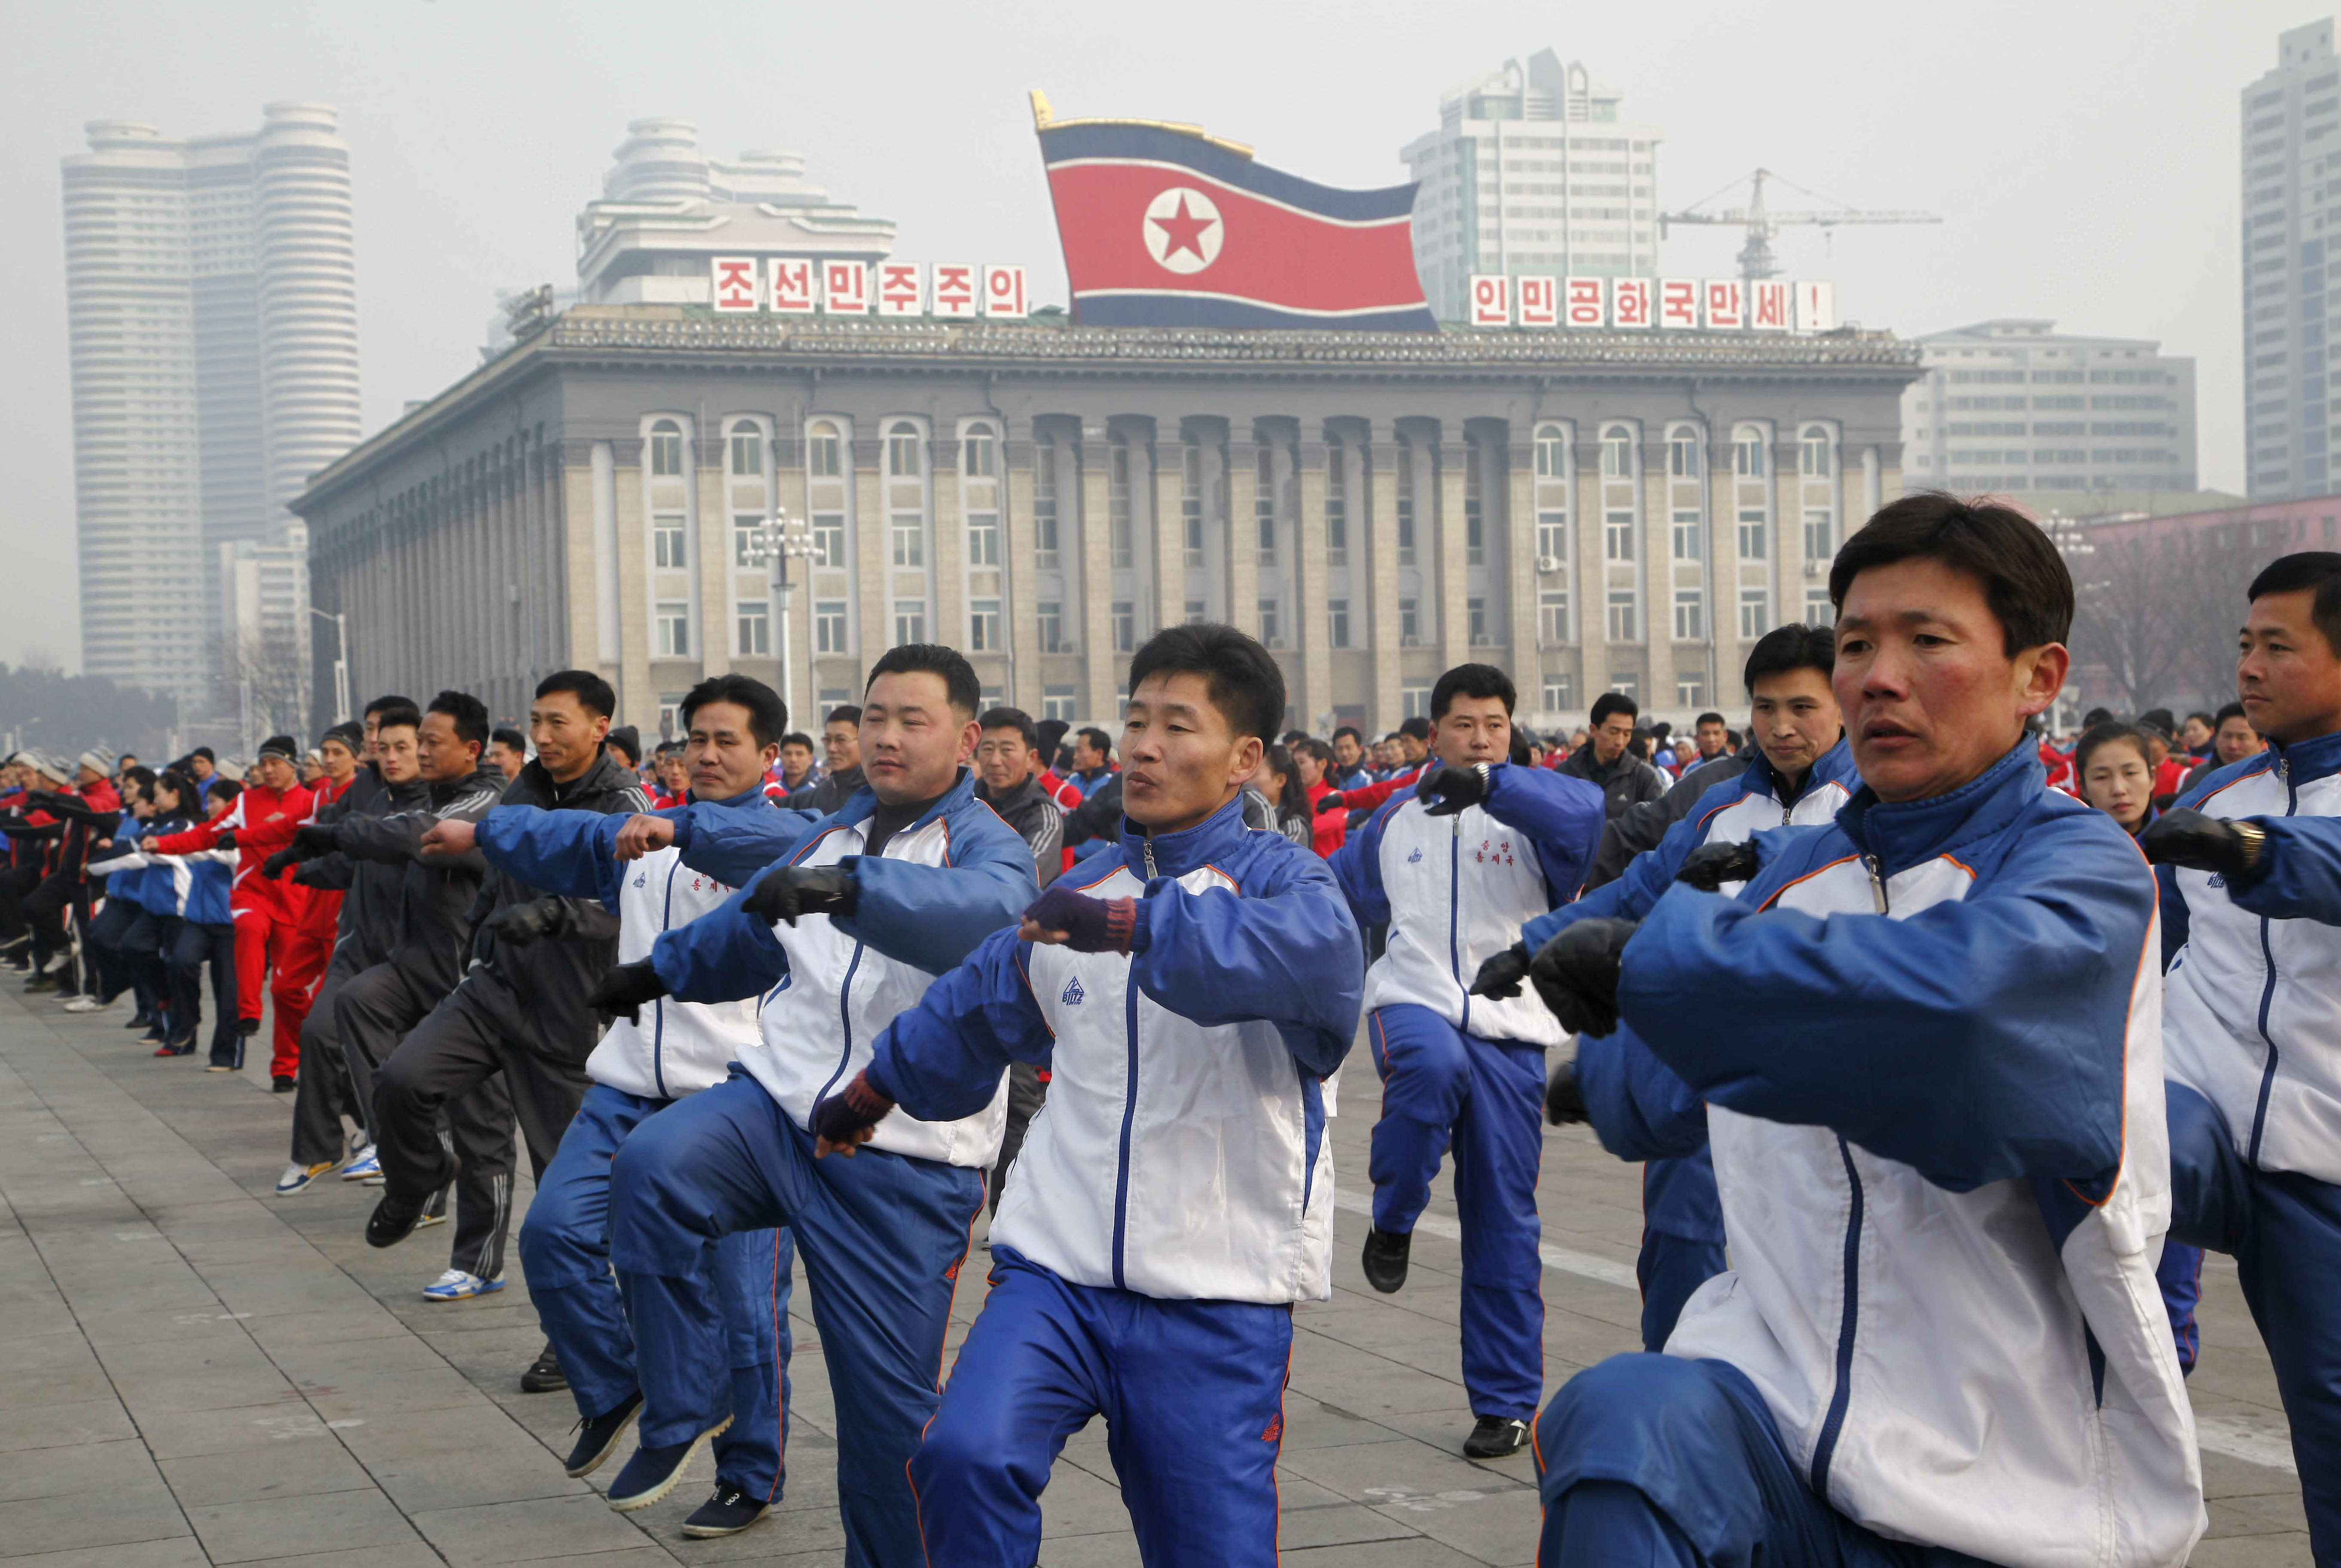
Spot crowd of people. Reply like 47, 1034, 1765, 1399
5, 487, 2339, 1567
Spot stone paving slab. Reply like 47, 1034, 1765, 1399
0, 984, 2309, 1564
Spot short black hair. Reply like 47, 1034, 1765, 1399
427, 690, 490, 752
866, 645, 980, 718
682, 673, 787, 748
2074, 721, 2154, 781
825, 705, 863, 728
364, 694, 415, 719
980, 706, 1040, 753
655, 740, 685, 757
2081, 707, 2114, 730
535, 669, 617, 720
1430, 662, 1516, 720
1695, 711, 1727, 728
1742, 623, 1836, 695
1125, 623, 1283, 742
155, 768, 198, 808
606, 726, 641, 767
1829, 492, 2073, 655
1333, 725, 1364, 746
490, 727, 526, 753
1398, 716, 1432, 743
193, 746, 216, 763
780, 731, 814, 752
2216, 701, 2249, 727
122, 765, 156, 799
2185, 710, 2216, 731
373, 702, 422, 735
1591, 692, 1639, 728
210, 777, 243, 802
2247, 552, 2341, 655
1076, 726, 1113, 759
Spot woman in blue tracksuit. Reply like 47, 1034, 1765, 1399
1325, 661, 1605, 1458
146, 774, 240, 1063
812, 624, 1364, 1568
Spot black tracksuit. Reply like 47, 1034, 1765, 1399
369, 751, 646, 1241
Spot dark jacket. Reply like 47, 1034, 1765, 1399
331, 764, 505, 996
974, 775, 1064, 886
1585, 752, 1745, 890
463, 749, 648, 1061
789, 762, 865, 816
1555, 741, 1670, 825
297, 764, 430, 970
1059, 773, 1124, 851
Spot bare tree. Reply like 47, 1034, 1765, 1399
2067, 525, 2255, 715
216, 629, 311, 748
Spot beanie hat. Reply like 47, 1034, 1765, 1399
77, 748, 116, 776
256, 735, 299, 762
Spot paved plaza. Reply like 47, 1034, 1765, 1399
0, 986, 2312, 1566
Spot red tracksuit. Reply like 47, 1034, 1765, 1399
150, 780, 314, 1078
265, 775, 352, 1076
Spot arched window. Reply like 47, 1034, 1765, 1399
1668, 427, 1702, 478
807, 420, 841, 478
649, 419, 684, 478
887, 421, 922, 478
962, 426, 996, 479
1600, 425, 1633, 479
1535, 424, 1569, 478
1800, 424, 1835, 478
1733, 424, 1767, 478
728, 424, 762, 477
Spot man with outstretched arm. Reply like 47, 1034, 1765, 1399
1481, 623, 1857, 1353
1328, 662, 1604, 1458
818, 624, 1363, 1567
490, 674, 808, 1541
589, 644, 1033, 1564
1524, 496, 2201, 1568
2143, 549, 2341, 1558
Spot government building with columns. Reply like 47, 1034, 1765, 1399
292, 307, 1921, 740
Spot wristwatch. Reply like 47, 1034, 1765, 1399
2234, 819, 2268, 873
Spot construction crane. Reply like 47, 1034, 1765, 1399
1659, 167, 1939, 287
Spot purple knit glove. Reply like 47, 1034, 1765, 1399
809, 1068, 896, 1151
1022, 885, 1137, 954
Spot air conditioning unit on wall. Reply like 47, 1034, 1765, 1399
1535, 554, 1563, 575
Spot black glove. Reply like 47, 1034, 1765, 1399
483, 898, 570, 947
1469, 943, 1532, 999
1022, 884, 1140, 953
1417, 763, 1490, 818
212, 828, 238, 850
742, 865, 857, 926
261, 847, 300, 880
2142, 809, 2261, 878
1676, 840, 1762, 892
1545, 1059, 1588, 1126
586, 959, 669, 1024
291, 860, 334, 888
1528, 917, 1638, 1037
1315, 790, 1350, 816
809, 1068, 896, 1149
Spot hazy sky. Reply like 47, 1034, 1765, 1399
0, 0, 2303, 673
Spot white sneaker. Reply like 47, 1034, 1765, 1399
341, 1145, 381, 1183
61, 996, 104, 1013
274, 1161, 335, 1196
422, 1270, 505, 1302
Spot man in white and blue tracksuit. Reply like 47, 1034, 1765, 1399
1327, 661, 1604, 1458
2146, 550, 2341, 1560
811, 624, 1363, 1568
1498, 624, 1857, 1353
589, 645, 1033, 1567
489, 676, 810, 1541
1528, 496, 2201, 1568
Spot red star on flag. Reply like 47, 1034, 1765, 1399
1150, 194, 1217, 261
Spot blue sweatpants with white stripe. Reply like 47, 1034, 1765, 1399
517, 1083, 793, 1500
1366, 1002, 1546, 1421
909, 1247, 1292, 1567
609, 1075, 983, 1568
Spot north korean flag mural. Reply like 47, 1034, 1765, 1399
1032, 91, 1436, 332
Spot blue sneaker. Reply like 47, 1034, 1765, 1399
607, 1416, 731, 1513
421, 1270, 505, 1302
274, 1161, 336, 1196
342, 1145, 382, 1183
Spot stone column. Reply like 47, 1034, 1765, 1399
931, 433, 965, 666
1774, 435, 1802, 642
1709, 433, 1745, 695
1505, 433, 1539, 704
1296, 435, 1331, 728
1003, 422, 1041, 713
613, 437, 652, 731
853, 433, 886, 672
695, 433, 729, 679
1149, 430, 1183, 636
1437, 435, 1469, 671
1573, 434, 1607, 708
1366, 423, 1402, 730
1078, 432, 1116, 716
1643, 438, 1675, 708
1227, 433, 1261, 642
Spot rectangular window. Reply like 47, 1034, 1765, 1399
1037, 600, 1064, 653
963, 428, 996, 478
1676, 673, 1707, 708
655, 601, 690, 658
1184, 599, 1207, 624
1802, 508, 1833, 562
1034, 448, 1061, 566
1468, 595, 1491, 645
1737, 508, 1768, 560
1396, 457, 1417, 564
1182, 446, 1206, 565
651, 427, 685, 477
1326, 454, 1348, 561
734, 513, 762, 568
891, 515, 924, 568
1542, 673, 1574, 713
1402, 683, 1432, 721
1536, 509, 1567, 562
1328, 599, 1350, 648
735, 598, 768, 655
969, 598, 1002, 652
729, 429, 762, 478
1606, 591, 1637, 642
1400, 597, 1421, 647
1109, 446, 1134, 568
1805, 587, 1835, 624
1465, 462, 1485, 564
808, 428, 841, 478
1739, 588, 1770, 640
894, 599, 927, 645
1256, 448, 1277, 560
653, 514, 687, 570
814, 600, 847, 653
1112, 600, 1136, 654
1604, 508, 1635, 561
1608, 670, 1639, 700
1258, 597, 1283, 648
1670, 509, 1701, 562
1042, 685, 1077, 722
811, 512, 844, 569
967, 509, 999, 567
1673, 590, 1704, 642
1539, 590, 1570, 643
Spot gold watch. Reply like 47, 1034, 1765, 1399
2233, 820, 2268, 873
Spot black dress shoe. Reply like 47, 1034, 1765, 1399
683, 1482, 771, 1538
1463, 1415, 1530, 1458
237, 1016, 260, 1037
272, 1074, 296, 1093
521, 1343, 568, 1394
1360, 1227, 1411, 1294
562, 1389, 642, 1477
365, 1192, 427, 1249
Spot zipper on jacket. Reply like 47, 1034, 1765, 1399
1449, 814, 1470, 1035
1112, 967, 1140, 1289
810, 831, 871, 1108
2247, 757, 2296, 1163
1143, 836, 1158, 879
650, 857, 678, 1099
1862, 854, 1887, 913
1809, 1136, 1866, 1497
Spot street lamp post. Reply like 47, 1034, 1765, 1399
307, 606, 350, 726
742, 510, 815, 726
